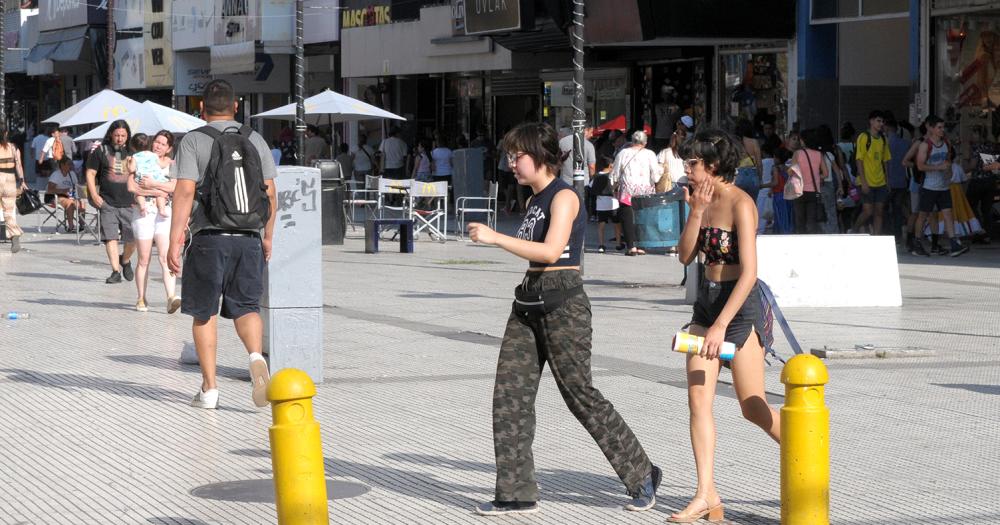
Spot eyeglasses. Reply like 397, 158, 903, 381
683, 158, 701, 170
506, 152, 527, 165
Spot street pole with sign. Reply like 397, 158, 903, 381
570, 0, 586, 271
107, 0, 114, 88
0, 0, 5, 126
295, 0, 305, 165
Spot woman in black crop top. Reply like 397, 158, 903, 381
468, 123, 661, 516
670, 130, 780, 523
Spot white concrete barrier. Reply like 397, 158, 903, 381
756, 235, 901, 307
262, 166, 325, 382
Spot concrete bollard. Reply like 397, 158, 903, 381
780, 354, 830, 525
268, 368, 329, 524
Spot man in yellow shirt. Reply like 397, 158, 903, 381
852, 110, 891, 235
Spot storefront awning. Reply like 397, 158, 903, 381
26, 26, 89, 63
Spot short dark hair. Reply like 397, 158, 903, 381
339, 143, 349, 154
925, 114, 945, 127
203, 79, 236, 116
734, 118, 755, 139
58, 156, 73, 167
677, 129, 741, 183
500, 122, 560, 176
130, 133, 150, 152
868, 110, 885, 121
840, 122, 856, 141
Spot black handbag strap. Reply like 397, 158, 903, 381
804, 149, 821, 192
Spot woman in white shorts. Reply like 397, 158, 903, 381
127, 131, 178, 313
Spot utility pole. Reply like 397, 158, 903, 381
107, 0, 115, 88
1, 0, 6, 126
295, 0, 305, 165
570, 0, 585, 269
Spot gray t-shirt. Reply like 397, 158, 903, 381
175, 120, 277, 232
559, 134, 595, 185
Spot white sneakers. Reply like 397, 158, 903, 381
191, 388, 219, 409
189, 353, 270, 410
249, 353, 271, 408
167, 296, 182, 314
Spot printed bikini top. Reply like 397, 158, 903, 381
699, 226, 740, 266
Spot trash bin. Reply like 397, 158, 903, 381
633, 186, 687, 249
315, 160, 346, 245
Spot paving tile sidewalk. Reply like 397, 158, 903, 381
0, 225, 998, 524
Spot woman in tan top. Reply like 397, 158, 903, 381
0, 126, 27, 253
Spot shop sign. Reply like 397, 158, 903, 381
305, 0, 340, 44
172, 0, 213, 50
144, 0, 172, 87
464, 0, 530, 35
341, 3, 391, 29
39, 0, 102, 32
114, 0, 143, 31
175, 51, 291, 96
451, 0, 465, 35
215, 0, 261, 46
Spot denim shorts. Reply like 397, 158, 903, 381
691, 279, 765, 349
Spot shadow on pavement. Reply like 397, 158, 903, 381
24, 297, 129, 310
147, 518, 213, 525
10, 272, 104, 283
108, 354, 249, 382
0, 368, 189, 403
932, 383, 1000, 395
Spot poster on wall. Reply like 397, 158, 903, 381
115, 0, 144, 31
936, 17, 1000, 148
144, 0, 172, 87
304, 0, 339, 44
261, 0, 294, 43
215, 0, 260, 46
115, 38, 145, 90
172, 0, 213, 50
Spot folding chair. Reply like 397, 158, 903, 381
377, 177, 412, 219
456, 181, 498, 238
36, 189, 69, 233
76, 184, 100, 245
344, 177, 379, 231
408, 181, 448, 241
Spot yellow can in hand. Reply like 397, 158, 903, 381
672, 331, 736, 360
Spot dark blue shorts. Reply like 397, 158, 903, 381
181, 232, 264, 321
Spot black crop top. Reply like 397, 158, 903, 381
516, 178, 585, 268
699, 226, 740, 266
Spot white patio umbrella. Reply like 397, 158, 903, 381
42, 89, 144, 128
74, 101, 206, 142
251, 89, 406, 123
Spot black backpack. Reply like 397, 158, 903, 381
194, 125, 271, 231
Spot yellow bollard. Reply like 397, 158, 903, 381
268, 368, 329, 524
780, 354, 829, 525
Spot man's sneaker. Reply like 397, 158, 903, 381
624, 465, 662, 511
121, 257, 134, 281
167, 296, 182, 314
10, 236, 20, 253
249, 353, 270, 407
932, 245, 949, 256
949, 240, 970, 257
598, 245, 606, 253
474, 501, 539, 516
106, 271, 123, 284
191, 388, 219, 409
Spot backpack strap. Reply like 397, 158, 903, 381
239, 125, 254, 138
194, 125, 223, 139
757, 279, 803, 364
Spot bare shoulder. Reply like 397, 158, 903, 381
727, 184, 755, 211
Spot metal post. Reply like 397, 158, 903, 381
295, 0, 305, 166
570, 0, 586, 270
107, 0, 115, 88
1, 0, 6, 126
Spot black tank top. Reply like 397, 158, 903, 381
516, 178, 585, 268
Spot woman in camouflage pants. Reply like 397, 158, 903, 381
468, 122, 660, 517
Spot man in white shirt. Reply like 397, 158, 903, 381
558, 127, 596, 186
31, 126, 52, 178
379, 127, 408, 180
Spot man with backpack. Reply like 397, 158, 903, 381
851, 110, 891, 235
167, 80, 278, 410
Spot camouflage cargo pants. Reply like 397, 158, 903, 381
493, 270, 652, 502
